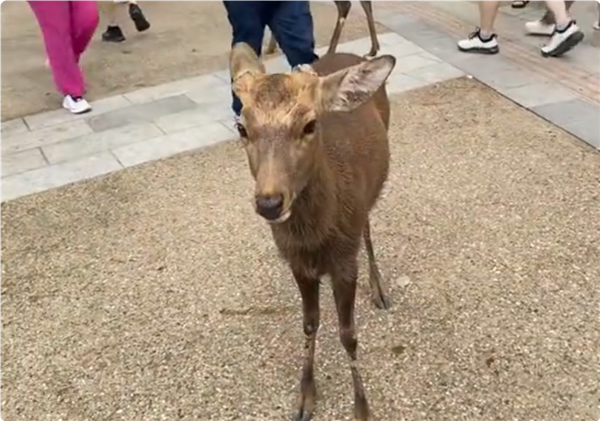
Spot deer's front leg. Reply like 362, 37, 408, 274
292, 270, 320, 421
331, 259, 371, 421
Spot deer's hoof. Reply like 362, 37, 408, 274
293, 387, 316, 421
372, 292, 391, 310
292, 408, 314, 421
364, 48, 379, 58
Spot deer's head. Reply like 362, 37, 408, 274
230, 43, 395, 224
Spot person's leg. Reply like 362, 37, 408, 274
526, 0, 574, 36
544, 0, 573, 26
267, 1, 319, 69
70, 0, 99, 60
222, 1, 267, 118
457, 1, 500, 54
594, 3, 600, 30
540, 0, 574, 24
127, 0, 150, 32
541, 0, 583, 57
102, 1, 126, 42
27, 0, 91, 113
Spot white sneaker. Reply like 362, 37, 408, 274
541, 21, 584, 57
62, 95, 92, 114
525, 20, 555, 36
457, 28, 499, 54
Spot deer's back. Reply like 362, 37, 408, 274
312, 53, 391, 210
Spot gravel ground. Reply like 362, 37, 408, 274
2, 77, 599, 421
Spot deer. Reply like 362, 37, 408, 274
229, 40, 396, 421
265, 1, 380, 58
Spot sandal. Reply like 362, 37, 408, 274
511, 1, 529, 9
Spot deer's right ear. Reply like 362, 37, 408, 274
319, 54, 396, 112
230, 43, 265, 96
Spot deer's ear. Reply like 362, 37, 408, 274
229, 42, 266, 96
319, 54, 396, 112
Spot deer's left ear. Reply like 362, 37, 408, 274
319, 54, 396, 112
230, 42, 266, 97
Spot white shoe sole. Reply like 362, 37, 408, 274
63, 104, 92, 115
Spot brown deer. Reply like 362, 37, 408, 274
230, 41, 395, 421
265, 1, 380, 58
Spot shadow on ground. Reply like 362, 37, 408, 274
2, 78, 599, 421
0, 1, 385, 121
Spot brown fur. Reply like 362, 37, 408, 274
231, 44, 394, 421
266, 1, 380, 58
270, 53, 389, 279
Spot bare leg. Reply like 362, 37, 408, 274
540, 0, 574, 25
106, 1, 119, 26
478, 1, 501, 34
363, 219, 390, 310
544, 0, 572, 27
292, 272, 320, 421
332, 260, 371, 421
329, 1, 352, 54
359, 1, 379, 57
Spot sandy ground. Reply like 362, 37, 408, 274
0, 1, 384, 121
2, 77, 599, 421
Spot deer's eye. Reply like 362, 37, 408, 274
236, 123, 248, 138
303, 120, 317, 136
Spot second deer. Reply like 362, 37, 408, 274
230, 40, 395, 421
265, 1, 380, 57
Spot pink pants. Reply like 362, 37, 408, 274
27, 1, 99, 97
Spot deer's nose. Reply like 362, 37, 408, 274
255, 194, 284, 221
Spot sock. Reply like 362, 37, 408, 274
556, 21, 572, 32
479, 30, 493, 40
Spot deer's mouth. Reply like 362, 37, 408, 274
264, 209, 292, 225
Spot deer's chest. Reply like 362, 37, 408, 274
271, 224, 359, 281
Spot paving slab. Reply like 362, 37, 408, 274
1, 119, 94, 155
2, 78, 599, 421
111, 122, 234, 168
42, 122, 164, 165
1, 147, 47, 178
1, 151, 123, 202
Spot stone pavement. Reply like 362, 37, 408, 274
2, 4, 599, 203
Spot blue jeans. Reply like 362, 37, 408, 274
222, 1, 319, 116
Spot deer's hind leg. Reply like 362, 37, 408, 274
359, 1, 380, 57
331, 258, 372, 421
329, 1, 352, 54
363, 218, 391, 310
